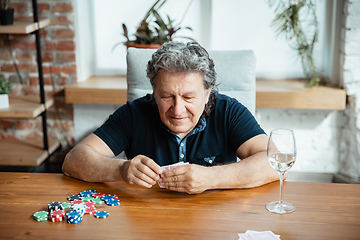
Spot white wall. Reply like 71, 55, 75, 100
73, 0, 350, 177
76, 0, 338, 80
74, 0, 95, 82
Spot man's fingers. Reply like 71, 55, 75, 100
132, 167, 158, 185
139, 157, 163, 177
122, 155, 163, 188
160, 165, 187, 178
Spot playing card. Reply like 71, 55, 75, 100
250, 231, 279, 240
238, 231, 280, 240
158, 162, 189, 188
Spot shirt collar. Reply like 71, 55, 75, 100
160, 115, 207, 140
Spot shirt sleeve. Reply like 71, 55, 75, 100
226, 100, 265, 151
93, 104, 133, 156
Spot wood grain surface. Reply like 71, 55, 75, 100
0, 172, 359, 239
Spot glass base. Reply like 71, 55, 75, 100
266, 201, 295, 214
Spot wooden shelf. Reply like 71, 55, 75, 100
0, 135, 60, 166
65, 76, 127, 105
0, 17, 50, 34
0, 95, 54, 119
256, 79, 346, 110
65, 76, 346, 110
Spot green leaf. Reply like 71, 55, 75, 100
122, 23, 129, 41
153, 10, 167, 30
134, 32, 153, 42
0, 75, 12, 94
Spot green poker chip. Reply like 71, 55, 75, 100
61, 202, 72, 209
33, 211, 49, 221
90, 197, 104, 204
81, 196, 95, 202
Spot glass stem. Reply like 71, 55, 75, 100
279, 171, 284, 207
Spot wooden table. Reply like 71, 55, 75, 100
0, 172, 359, 239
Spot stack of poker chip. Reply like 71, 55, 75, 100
66, 210, 83, 224
49, 209, 65, 222
101, 195, 121, 206
84, 201, 97, 215
33, 211, 49, 221
70, 203, 87, 216
48, 201, 64, 212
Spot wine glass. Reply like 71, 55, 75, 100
266, 128, 296, 214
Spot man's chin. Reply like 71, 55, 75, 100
168, 126, 190, 136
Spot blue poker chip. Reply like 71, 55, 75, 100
67, 217, 83, 224
105, 199, 120, 206
94, 211, 109, 219
80, 190, 96, 197
66, 210, 82, 219
101, 195, 116, 201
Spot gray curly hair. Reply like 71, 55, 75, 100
146, 41, 218, 116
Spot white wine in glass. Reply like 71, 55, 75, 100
266, 128, 296, 214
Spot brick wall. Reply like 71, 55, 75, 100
337, 0, 360, 182
0, 0, 76, 148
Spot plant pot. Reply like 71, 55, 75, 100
0, 8, 15, 25
0, 94, 9, 109
124, 42, 161, 49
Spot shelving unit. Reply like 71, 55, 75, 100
65, 76, 346, 110
0, 0, 59, 167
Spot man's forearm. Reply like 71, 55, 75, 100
62, 144, 126, 182
211, 152, 279, 190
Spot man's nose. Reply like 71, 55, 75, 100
172, 97, 186, 115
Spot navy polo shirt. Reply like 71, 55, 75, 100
93, 93, 265, 167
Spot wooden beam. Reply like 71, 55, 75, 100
0, 136, 60, 166
64, 76, 346, 110
256, 79, 346, 110
0, 17, 50, 34
65, 76, 127, 105
0, 96, 54, 119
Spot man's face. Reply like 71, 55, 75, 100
154, 70, 211, 139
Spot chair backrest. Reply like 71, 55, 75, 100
126, 47, 256, 114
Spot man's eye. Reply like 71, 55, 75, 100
162, 96, 173, 100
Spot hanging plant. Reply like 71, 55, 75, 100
268, 0, 324, 87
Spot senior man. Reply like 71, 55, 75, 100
62, 41, 279, 194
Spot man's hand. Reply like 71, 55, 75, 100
120, 155, 163, 188
158, 164, 215, 194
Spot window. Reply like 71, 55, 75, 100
75, 0, 340, 84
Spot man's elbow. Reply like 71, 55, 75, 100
62, 151, 74, 177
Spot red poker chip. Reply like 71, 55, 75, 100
84, 202, 96, 208
50, 210, 65, 218
49, 210, 65, 222
85, 207, 97, 215
49, 216, 64, 222
71, 199, 85, 204
92, 193, 105, 198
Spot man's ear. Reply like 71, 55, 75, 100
205, 88, 212, 104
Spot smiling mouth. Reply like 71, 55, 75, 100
171, 116, 187, 121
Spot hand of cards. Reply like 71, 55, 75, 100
238, 230, 280, 240
158, 162, 189, 188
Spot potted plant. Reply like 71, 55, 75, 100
0, 0, 14, 25
0, 75, 12, 109
113, 0, 194, 50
